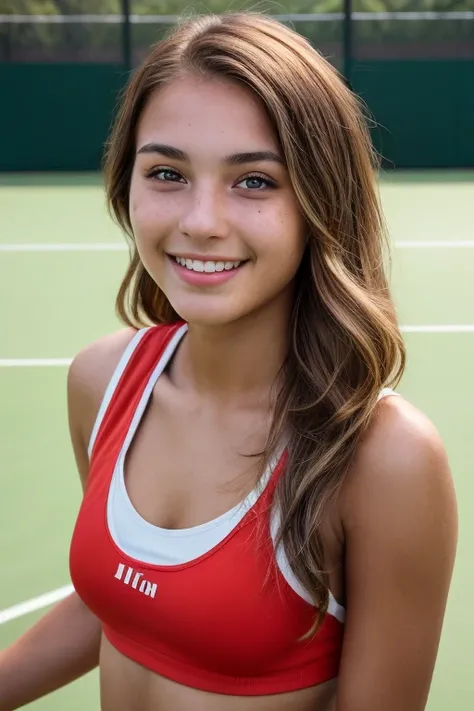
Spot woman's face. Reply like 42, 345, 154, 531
129, 74, 306, 327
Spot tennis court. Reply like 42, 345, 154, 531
0, 171, 473, 709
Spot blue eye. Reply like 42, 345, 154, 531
236, 175, 275, 190
148, 168, 185, 183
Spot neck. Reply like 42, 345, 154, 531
176, 297, 292, 403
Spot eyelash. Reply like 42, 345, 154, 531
238, 172, 277, 190
146, 167, 184, 183
145, 167, 277, 190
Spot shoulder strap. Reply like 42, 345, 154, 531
88, 322, 186, 464
377, 387, 401, 402
87, 328, 149, 459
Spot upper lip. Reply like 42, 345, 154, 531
168, 253, 246, 262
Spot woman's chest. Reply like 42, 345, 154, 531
124, 394, 271, 530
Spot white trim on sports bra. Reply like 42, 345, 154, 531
88, 323, 399, 625
108, 446, 283, 565
88, 327, 152, 458
105, 321, 284, 565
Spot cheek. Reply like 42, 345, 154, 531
253, 204, 306, 271
129, 199, 155, 240
129, 187, 174, 247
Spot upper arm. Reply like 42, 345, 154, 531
67, 328, 137, 492
336, 397, 458, 711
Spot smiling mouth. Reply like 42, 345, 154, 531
171, 256, 246, 273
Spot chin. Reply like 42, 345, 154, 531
168, 295, 249, 329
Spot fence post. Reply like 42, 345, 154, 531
343, 0, 353, 86
121, 0, 132, 73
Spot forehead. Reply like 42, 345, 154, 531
136, 74, 280, 155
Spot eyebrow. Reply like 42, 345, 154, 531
137, 143, 285, 166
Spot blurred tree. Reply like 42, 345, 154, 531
0, 0, 472, 61
1, 0, 472, 12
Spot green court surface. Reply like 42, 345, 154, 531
0, 171, 473, 709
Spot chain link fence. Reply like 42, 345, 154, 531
1, 3, 472, 70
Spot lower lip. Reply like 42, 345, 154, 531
169, 258, 245, 286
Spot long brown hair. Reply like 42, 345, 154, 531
104, 12, 405, 632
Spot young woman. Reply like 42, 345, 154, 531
0, 12, 457, 711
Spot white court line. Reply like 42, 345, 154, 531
0, 326, 473, 367
0, 358, 72, 367
396, 241, 474, 248
0, 243, 128, 252
0, 241, 474, 252
1, 326, 474, 368
0, 585, 74, 625
401, 325, 474, 333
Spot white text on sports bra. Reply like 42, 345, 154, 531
114, 563, 157, 598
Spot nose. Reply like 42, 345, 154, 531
177, 184, 229, 241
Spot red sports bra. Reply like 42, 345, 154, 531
69, 322, 344, 696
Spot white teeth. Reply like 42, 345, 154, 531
174, 257, 242, 273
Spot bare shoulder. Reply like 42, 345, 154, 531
67, 328, 137, 488
68, 328, 137, 403
336, 394, 458, 709
341, 393, 457, 528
